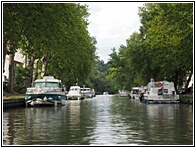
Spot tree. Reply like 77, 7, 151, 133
107, 3, 193, 92
139, 3, 193, 89
89, 59, 116, 94
3, 3, 97, 93
3, 3, 23, 93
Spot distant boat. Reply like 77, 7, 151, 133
81, 88, 96, 98
67, 86, 84, 100
129, 87, 141, 99
141, 80, 180, 104
103, 92, 109, 95
118, 90, 129, 97
25, 76, 67, 107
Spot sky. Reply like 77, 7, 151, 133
82, 2, 145, 63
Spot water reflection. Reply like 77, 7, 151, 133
3, 95, 193, 145
140, 104, 193, 145
69, 100, 81, 132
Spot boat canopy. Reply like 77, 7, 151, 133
33, 76, 61, 88
69, 86, 81, 91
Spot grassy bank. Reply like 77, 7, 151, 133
179, 94, 193, 104
3, 92, 25, 100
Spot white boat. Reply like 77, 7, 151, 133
129, 87, 141, 99
91, 89, 96, 97
25, 76, 67, 107
141, 80, 180, 104
119, 90, 129, 97
103, 92, 109, 95
81, 88, 95, 98
67, 86, 84, 100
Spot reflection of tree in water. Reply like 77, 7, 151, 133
3, 96, 193, 145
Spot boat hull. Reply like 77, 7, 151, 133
67, 96, 84, 100
25, 94, 67, 107
82, 93, 94, 98
119, 93, 129, 97
141, 95, 180, 104
67, 95, 84, 100
141, 99, 180, 104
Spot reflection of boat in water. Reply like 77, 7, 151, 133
25, 76, 67, 107
67, 86, 84, 100
81, 88, 96, 98
141, 80, 179, 104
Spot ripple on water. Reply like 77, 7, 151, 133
3, 95, 193, 145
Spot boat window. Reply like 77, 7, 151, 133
71, 88, 79, 91
46, 82, 59, 87
34, 82, 45, 87
132, 90, 138, 94
158, 89, 163, 95
34, 82, 59, 87
163, 89, 168, 93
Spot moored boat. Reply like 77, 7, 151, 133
103, 92, 109, 95
67, 86, 84, 100
25, 76, 67, 107
81, 87, 96, 98
129, 87, 141, 99
118, 90, 129, 97
141, 80, 180, 104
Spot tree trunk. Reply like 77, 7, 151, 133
7, 53, 15, 94
3, 40, 8, 73
174, 70, 178, 92
25, 55, 34, 88
185, 72, 192, 89
32, 59, 39, 86
41, 56, 48, 78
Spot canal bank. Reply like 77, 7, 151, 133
3, 94, 26, 109
3, 94, 193, 109
3, 98, 25, 108
179, 94, 193, 104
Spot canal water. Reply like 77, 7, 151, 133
3, 95, 193, 146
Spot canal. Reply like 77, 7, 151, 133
3, 95, 193, 145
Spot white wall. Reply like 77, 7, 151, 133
3, 51, 24, 81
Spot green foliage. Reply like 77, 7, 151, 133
108, 3, 193, 91
3, 3, 23, 53
4, 3, 193, 93
14, 65, 29, 93
139, 3, 193, 88
87, 60, 116, 94
3, 3, 97, 91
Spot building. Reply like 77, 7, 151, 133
3, 51, 24, 82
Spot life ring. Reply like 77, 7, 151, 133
156, 82, 163, 88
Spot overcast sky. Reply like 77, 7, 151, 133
82, 2, 145, 63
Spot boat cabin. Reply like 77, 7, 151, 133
33, 76, 62, 88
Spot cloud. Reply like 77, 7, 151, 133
83, 2, 145, 62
